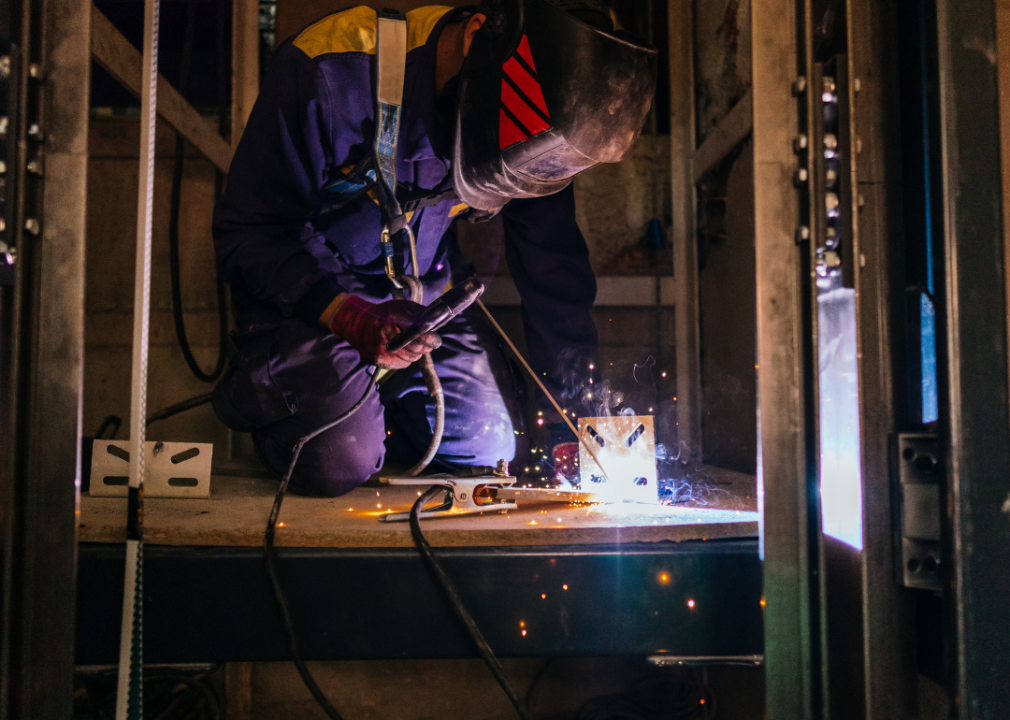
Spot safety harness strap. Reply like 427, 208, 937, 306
373, 9, 407, 226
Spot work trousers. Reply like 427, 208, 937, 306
212, 311, 526, 496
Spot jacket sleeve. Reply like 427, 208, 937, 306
213, 45, 360, 323
502, 183, 599, 420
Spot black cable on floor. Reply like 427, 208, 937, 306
169, 0, 228, 383
409, 486, 533, 720
263, 369, 378, 720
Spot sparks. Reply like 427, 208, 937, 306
687, 599, 696, 608
277, 522, 286, 527
541, 593, 546, 599
562, 584, 569, 591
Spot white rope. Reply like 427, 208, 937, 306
117, 0, 159, 714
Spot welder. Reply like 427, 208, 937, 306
211, 0, 657, 496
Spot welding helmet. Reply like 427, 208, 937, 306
452, 0, 659, 211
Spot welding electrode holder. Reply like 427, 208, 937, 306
387, 276, 485, 353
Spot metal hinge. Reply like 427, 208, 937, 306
893, 433, 942, 591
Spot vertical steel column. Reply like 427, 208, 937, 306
231, 0, 259, 145
844, 0, 919, 716
752, 0, 823, 716
668, 0, 701, 460
1, 0, 89, 716
935, 0, 1010, 716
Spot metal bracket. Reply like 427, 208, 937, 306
90, 440, 213, 498
893, 433, 942, 591
378, 474, 518, 522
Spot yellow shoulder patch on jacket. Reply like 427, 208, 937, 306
406, 6, 454, 52
294, 6, 378, 58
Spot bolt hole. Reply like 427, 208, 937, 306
902, 447, 916, 461
907, 558, 920, 572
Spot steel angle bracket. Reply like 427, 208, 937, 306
90, 440, 213, 498
378, 474, 518, 522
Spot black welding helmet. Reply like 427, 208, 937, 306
452, 0, 658, 211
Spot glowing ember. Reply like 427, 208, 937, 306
687, 599, 696, 608
562, 584, 569, 591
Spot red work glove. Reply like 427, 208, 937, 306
327, 294, 441, 369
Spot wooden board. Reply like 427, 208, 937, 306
79, 466, 758, 549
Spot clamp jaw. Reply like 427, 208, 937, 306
378, 473, 518, 522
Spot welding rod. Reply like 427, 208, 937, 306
475, 299, 612, 482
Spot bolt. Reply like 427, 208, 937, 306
825, 193, 840, 212
0, 160, 6, 174
0, 117, 8, 137
794, 167, 809, 184
824, 134, 838, 150
27, 63, 41, 80
458, 492, 468, 501
0, 56, 9, 80
0, 218, 7, 232
24, 218, 39, 235
495, 459, 509, 477
825, 168, 837, 185
795, 226, 811, 243
860, 253, 866, 267
855, 137, 863, 154
858, 194, 866, 208
27, 123, 42, 141
793, 134, 808, 152
823, 77, 836, 95
154, 441, 165, 454
854, 78, 862, 94
26, 158, 42, 175
792, 76, 807, 95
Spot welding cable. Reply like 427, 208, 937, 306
168, 0, 229, 383
145, 392, 214, 428
409, 486, 533, 720
263, 369, 379, 720
393, 274, 445, 476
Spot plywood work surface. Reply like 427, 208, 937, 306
79, 466, 758, 548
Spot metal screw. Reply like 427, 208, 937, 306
855, 137, 863, 154
795, 226, 811, 243
825, 168, 837, 185
854, 78, 862, 94
0, 218, 7, 233
0, 56, 9, 80
823, 77, 836, 95
858, 194, 866, 208
794, 167, 809, 184
792, 76, 807, 95
825, 193, 840, 212
824, 134, 838, 150
0, 160, 6, 174
27, 123, 42, 141
793, 135, 808, 152
860, 253, 866, 267
26, 158, 42, 175
27, 63, 41, 80
495, 459, 509, 477
0, 117, 8, 137
458, 492, 468, 501
24, 218, 40, 235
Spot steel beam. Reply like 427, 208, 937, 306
76, 541, 764, 664
231, 0, 259, 145
90, 4, 233, 173
935, 0, 1010, 716
2, 0, 90, 717
668, 0, 701, 461
844, 0, 919, 716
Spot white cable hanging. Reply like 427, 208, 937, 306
116, 0, 159, 714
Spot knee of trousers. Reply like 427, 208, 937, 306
254, 403, 386, 498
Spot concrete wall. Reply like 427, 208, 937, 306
85, 116, 231, 451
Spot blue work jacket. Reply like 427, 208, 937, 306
213, 6, 599, 411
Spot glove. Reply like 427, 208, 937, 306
327, 294, 442, 369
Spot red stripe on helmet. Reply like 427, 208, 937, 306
501, 80, 551, 137
516, 34, 537, 71
503, 56, 550, 118
499, 108, 529, 149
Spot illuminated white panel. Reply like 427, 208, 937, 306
818, 287, 864, 550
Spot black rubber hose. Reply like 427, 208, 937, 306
146, 392, 213, 428
168, 0, 228, 383
263, 369, 379, 720
409, 486, 533, 720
